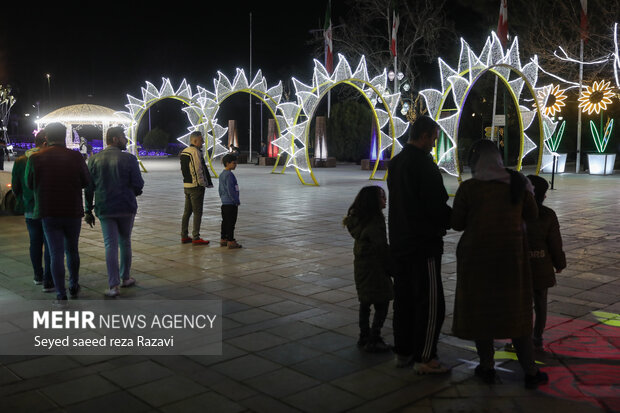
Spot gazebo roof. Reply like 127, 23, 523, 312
37, 104, 131, 125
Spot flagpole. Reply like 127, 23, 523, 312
490, 77, 499, 144
249, 12, 253, 163
576, 38, 584, 173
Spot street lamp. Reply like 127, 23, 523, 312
45, 74, 51, 106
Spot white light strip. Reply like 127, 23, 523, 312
554, 46, 611, 65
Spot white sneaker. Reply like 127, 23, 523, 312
395, 354, 414, 368
413, 359, 450, 375
121, 277, 136, 288
104, 286, 120, 297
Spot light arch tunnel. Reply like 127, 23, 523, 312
118, 55, 409, 186
420, 33, 560, 182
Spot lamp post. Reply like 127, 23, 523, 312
45, 74, 51, 107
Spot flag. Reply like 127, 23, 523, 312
580, 0, 588, 41
497, 0, 508, 48
390, 9, 399, 57
324, 1, 333, 74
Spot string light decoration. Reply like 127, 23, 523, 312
419, 32, 558, 179
578, 80, 615, 115
270, 54, 408, 185
614, 23, 620, 88
188, 68, 284, 174
546, 120, 566, 153
118, 78, 211, 172
119, 73, 283, 177
120, 59, 407, 185
535, 84, 567, 117
590, 118, 614, 153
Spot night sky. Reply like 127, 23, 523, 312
1, 0, 499, 145
3, 1, 342, 118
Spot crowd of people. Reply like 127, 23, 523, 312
9, 117, 565, 389
344, 116, 565, 389
10, 124, 243, 304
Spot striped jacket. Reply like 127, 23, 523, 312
180, 145, 213, 188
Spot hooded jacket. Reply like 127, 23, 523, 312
344, 213, 393, 304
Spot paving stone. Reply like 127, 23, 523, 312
64, 390, 152, 413
210, 354, 281, 381
258, 342, 322, 365
0, 389, 59, 412
283, 383, 365, 412
127, 375, 207, 407
0, 160, 617, 412
225, 331, 288, 352
291, 353, 362, 381
244, 367, 321, 398
7, 355, 81, 379
158, 391, 245, 413
332, 368, 409, 399
40, 374, 119, 405
100, 359, 174, 388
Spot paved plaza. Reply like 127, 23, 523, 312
0, 158, 618, 412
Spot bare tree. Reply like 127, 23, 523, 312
510, 0, 620, 85
313, 0, 455, 93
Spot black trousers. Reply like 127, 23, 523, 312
475, 336, 537, 375
359, 301, 389, 338
392, 254, 445, 363
220, 204, 238, 241
533, 288, 548, 346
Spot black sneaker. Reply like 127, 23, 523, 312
525, 370, 549, 389
474, 365, 496, 384
69, 284, 81, 298
357, 334, 369, 348
52, 297, 68, 307
364, 336, 392, 353
42, 284, 55, 293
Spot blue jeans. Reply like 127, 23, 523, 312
42, 217, 81, 299
25, 218, 52, 286
100, 215, 135, 288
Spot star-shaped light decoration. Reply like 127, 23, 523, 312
578, 80, 615, 115
419, 32, 556, 178
535, 84, 567, 117
205, 69, 283, 162
118, 78, 203, 158
271, 54, 408, 181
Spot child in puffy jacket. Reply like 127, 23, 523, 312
343, 185, 393, 353
527, 175, 566, 350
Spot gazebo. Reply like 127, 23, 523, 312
36, 104, 131, 149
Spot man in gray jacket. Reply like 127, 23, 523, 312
85, 127, 144, 297
180, 131, 213, 245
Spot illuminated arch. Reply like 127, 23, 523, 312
419, 33, 559, 181
176, 69, 284, 177
118, 78, 207, 173
271, 54, 409, 186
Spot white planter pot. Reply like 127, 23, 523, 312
541, 153, 567, 173
587, 153, 616, 175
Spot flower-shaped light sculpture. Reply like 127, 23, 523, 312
419, 32, 557, 178
578, 80, 615, 115
536, 84, 567, 117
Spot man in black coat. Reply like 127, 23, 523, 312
387, 116, 452, 374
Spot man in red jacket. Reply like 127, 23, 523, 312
26, 122, 90, 303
